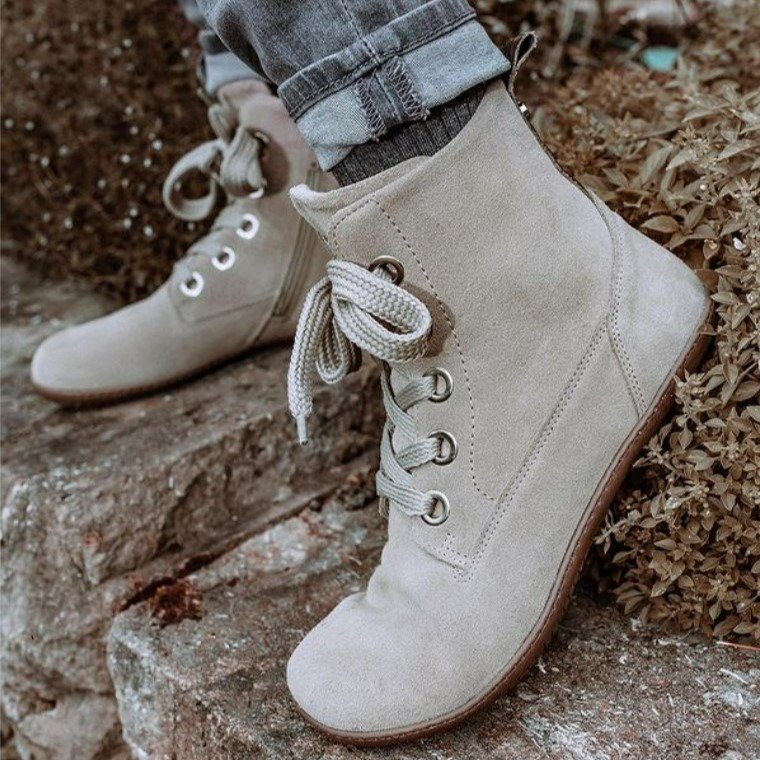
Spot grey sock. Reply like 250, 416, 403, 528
332, 84, 486, 186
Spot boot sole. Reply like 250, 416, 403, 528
298, 297, 714, 746
31, 338, 292, 408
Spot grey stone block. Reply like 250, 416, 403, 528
108, 492, 759, 759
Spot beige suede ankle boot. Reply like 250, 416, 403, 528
283, 57, 711, 742
31, 80, 333, 405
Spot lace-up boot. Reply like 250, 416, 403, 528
32, 79, 333, 404
284, 49, 711, 743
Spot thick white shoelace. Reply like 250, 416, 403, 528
288, 260, 449, 519
162, 117, 266, 223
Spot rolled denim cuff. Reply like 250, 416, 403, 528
277, 0, 509, 169
197, 29, 268, 96
200, 49, 267, 96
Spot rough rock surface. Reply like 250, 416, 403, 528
0, 257, 380, 758
108, 493, 760, 760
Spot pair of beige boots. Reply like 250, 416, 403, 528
32, 43, 710, 745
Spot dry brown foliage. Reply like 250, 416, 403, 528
148, 579, 203, 627
2, 1, 758, 639
1, 0, 206, 302
497, 1, 760, 641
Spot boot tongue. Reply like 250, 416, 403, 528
216, 79, 271, 112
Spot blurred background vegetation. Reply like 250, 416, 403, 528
1, 0, 758, 641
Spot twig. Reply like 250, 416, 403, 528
715, 640, 760, 653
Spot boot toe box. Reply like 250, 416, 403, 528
286, 592, 473, 737
31, 324, 106, 398
31, 290, 193, 400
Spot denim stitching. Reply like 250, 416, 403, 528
354, 75, 388, 140
386, 57, 430, 121
337, 0, 378, 66
373, 65, 405, 128
281, 8, 476, 117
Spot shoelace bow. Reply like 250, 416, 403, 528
162, 101, 267, 285
288, 260, 450, 519
162, 100, 266, 222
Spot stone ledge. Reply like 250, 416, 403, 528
108, 493, 759, 760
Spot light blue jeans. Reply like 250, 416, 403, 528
185, 0, 509, 169
179, 0, 260, 96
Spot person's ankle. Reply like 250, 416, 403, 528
331, 83, 487, 186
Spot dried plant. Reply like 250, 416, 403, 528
524, 1, 759, 641
0, 0, 207, 303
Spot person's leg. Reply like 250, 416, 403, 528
178, 0, 268, 95
196, 0, 509, 179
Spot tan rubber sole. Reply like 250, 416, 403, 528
298, 300, 714, 747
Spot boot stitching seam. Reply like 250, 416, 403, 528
324, 191, 630, 579
456, 320, 610, 582
457, 201, 637, 579
327, 194, 491, 564
367, 196, 497, 508
597, 200, 647, 417
329, 195, 497, 507
329, 197, 377, 254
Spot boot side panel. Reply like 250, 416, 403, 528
609, 210, 709, 412
253, 224, 332, 346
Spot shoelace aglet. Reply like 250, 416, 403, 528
296, 415, 309, 446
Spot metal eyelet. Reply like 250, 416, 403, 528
250, 128, 269, 146
431, 430, 458, 466
212, 246, 236, 272
368, 255, 405, 285
422, 490, 450, 526
246, 129, 269, 199
424, 367, 453, 403
236, 213, 260, 240
179, 272, 204, 298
